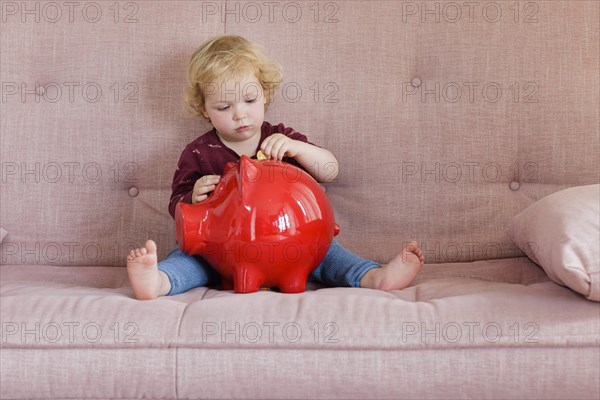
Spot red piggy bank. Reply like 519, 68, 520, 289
175, 155, 339, 293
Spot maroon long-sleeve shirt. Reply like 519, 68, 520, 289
168, 121, 316, 218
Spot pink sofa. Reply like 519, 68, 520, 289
1, 1, 599, 399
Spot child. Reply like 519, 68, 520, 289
127, 35, 424, 300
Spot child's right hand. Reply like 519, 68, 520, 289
191, 175, 221, 204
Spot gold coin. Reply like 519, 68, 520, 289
256, 150, 267, 160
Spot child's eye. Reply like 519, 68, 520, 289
245, 98, 257, 104
217, 105, 229, 111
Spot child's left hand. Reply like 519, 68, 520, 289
260, 134, 302, 161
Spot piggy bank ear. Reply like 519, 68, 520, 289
223, 161, 237, 175
238, 155, 259, 204
239, 155, 260, 181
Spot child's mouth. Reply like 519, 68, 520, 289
236, 125, 250, 132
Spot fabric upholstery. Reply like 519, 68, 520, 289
1, 259, 599, 399
1, 1, 599, 399
1, 1, 598, 266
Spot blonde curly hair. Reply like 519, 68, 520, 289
184, 35, 283, 120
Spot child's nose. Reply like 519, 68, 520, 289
233, 105, 247, 120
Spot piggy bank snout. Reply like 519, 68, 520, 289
175, 202, 209, 255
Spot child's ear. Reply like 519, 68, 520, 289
200, 107, 210, 120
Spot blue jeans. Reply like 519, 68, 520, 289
158, 239, 380, 295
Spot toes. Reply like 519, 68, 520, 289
404, 241, 425, 260
127, 241, 157, 265
404, 241, 418, 251
127, 249, 139, 262
145, 239, 157, 254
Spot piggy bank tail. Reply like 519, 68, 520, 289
334, 223, 340, 236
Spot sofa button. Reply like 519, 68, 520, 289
128, 186, 139, 197
509, 181, 520, 191
36, 85, 46, 96
411, 77, 422, 87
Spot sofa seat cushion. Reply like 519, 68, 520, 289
1, 258, 599, 399
2, 258, 598, 349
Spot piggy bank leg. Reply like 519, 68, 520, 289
278, 270, 311, 293
232, 265, 264, 293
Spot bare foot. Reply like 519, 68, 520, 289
360, 241, 425, 291
126, 240, 171, 300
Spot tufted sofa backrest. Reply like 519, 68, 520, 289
1, 1, 598, 266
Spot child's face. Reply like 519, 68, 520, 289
201, 72, 266, 144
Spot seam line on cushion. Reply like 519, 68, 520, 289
175, 346, 179, 399
173, 288, 210, 398
175, 302, 190, 399
174, 289, 210, 338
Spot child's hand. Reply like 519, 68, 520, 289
191, 175, 221, 204
260, 134, 302, 161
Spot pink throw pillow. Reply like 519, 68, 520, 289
507, 184, 599, 301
